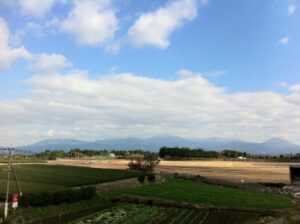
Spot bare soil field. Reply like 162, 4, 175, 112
48, 159, 298, 184
157, 160, 294, 184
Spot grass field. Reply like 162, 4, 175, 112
0, 164, 141, 195
71, 203, 261, 224
115, 178, 294, 209
0, 156, 46, 164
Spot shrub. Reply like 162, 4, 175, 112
128, 153, 160, 172
147, 174, 155, 182
137, 175, 145, 183
19, 186, 96, 207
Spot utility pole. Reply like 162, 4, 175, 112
4, 147, 12, 220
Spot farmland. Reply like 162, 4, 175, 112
114, 178, 294, 209
6, 174, 297, 224
71, 203, 164, 224
0, 163, 297, 223
0, 164, 141, 195
71, 203, 261, 224
50, 159, 293, 183
6, 195, 109, 224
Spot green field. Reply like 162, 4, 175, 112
71, 203, 165, 224
115, 178, 294, 209
0, 164, 141, 195
0, 165, 296, 223
71, 203, 261, 224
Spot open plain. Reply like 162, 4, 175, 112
48, 159, 297, 184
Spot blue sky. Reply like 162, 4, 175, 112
1, 0, 300, 146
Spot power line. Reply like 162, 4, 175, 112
4, 147, 12, 220
2, 147, 22, 221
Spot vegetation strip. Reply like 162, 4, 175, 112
70, 203, 165, 224
32, 204, 114, 224
113, 178, 294, 209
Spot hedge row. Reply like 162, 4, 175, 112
20, 186, 96, 207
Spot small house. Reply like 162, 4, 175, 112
290, 165, 300, 185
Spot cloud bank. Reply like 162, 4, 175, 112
1, 68, 300, 146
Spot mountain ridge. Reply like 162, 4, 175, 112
8, 136, 300, 155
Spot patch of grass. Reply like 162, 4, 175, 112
114, 178, 294, 209
0, 164, 141, 195
70, 203, 167, 224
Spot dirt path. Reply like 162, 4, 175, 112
94, 177, 143, 192
73, 175, 164, 193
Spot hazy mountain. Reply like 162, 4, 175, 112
11, 136, 300, 155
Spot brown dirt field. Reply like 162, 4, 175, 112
48, 159, 298, 184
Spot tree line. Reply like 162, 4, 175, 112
35, 147, 300, 162
159, 147, 247, 159
36, 148, 156, 160
159, 146, 300, 161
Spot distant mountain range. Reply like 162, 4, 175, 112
7, 135, 300, 155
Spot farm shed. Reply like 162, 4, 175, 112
289, 166, 300, 185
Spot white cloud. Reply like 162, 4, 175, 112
31, 53, 72, 73
18, 0, 58, 18
287, 85, 300, 104
61, 0, 118, 46
279, 36, 289, 45
0, 18, 31, 69
127, 0, 198, 48
1, 67, 300, 146
288, 4, 297, 15
0, 0, 62, 18
11, 17, 61, 42
289, 84, 300, 92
